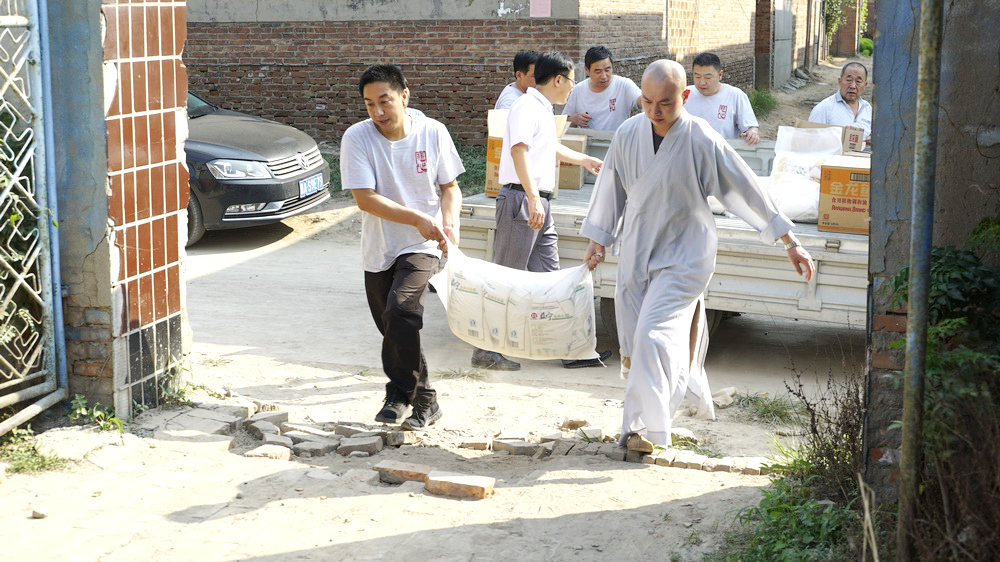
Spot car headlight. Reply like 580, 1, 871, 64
206, 159, 272, 180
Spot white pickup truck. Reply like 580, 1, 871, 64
457, 131, 869, 341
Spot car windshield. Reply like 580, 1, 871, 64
187, 92, 217, 119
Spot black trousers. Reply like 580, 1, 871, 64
364, 252, 438, 404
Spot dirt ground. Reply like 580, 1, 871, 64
178, 58, 872, 559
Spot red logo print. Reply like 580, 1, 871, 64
415, 151, 427, 174
609, 97, 617, 112
717, 105, 728, 120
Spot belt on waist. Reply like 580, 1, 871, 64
504, 183, 552, 201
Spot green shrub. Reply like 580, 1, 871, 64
747, 89, 778, 120
456, 144, 487, 196
887, 217, 1000, 558
859, 38, 873, 57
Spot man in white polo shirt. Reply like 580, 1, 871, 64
809, 61, 872, 146
495, 50, 539, 110
341, 64, 465, 430
684, 52, 760, 146
471, 51, 611, 370
562, 46, 642, 131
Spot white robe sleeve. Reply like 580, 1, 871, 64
700, 136, 794, 242
580, 132, 627, 248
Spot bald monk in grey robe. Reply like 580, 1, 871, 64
580, 60, 815, 451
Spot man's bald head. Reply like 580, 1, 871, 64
640, 60, 688, 135
642, 59, 686, 89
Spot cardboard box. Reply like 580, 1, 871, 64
818, 155, 871, 234
484, 109, 568, 197
557, 134, 588, 190
794, 119, 866, 153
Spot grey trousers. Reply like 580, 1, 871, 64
493, 185, 560, 272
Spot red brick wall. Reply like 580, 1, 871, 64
668, 0, 756, 89
185, 20, 580, 144
577, 0, 669, 84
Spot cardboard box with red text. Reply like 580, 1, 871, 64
818, 155, 871, 234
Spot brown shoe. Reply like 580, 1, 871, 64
626, 433, 654, 453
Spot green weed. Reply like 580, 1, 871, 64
0, 426, 72, 474
747, 89, 779, 120
721, 477, 857, 561
733, 392, 806, 426
68, 394, 123, 433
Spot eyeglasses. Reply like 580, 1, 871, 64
560, 74, 576, 88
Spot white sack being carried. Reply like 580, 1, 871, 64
767, 125, 843, 223
428, 245, 598, 361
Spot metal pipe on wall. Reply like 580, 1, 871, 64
897, 0, 944, 559
38, 0, 68, 392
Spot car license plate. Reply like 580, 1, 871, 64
298, 173, 324, 198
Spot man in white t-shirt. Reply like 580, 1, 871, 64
340, 64, 465, 430
683, 52, 760, 146
474, 51, 611, 370
494, 50, 539, 110
808, 62, 872, 146
562, 46, 642, 131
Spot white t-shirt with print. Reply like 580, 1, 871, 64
561, 75, 641, 131
683, 83, 759, 139
340, 115, 465, 272
499, 88, 558, 193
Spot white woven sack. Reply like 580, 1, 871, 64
428, 245, 598, 361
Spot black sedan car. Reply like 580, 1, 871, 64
184, 92, 331, 245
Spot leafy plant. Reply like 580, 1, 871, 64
731, 477, 858, 561
0, 426, 72, 473
456, 144, 487, 196
747, 89, 778, 120
886, 221, 1000, 558
859, 38, 873, 57
68, 394, 124, 433
159, 382, 192, 406
824, 0, 858, 39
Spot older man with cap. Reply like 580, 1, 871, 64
580, 60, 815, 452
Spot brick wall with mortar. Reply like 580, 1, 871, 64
668, 0, 756, 89
185, 21, 580, 145
576, 0, 668, 86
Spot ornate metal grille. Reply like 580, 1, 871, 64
0, 0, 57, 410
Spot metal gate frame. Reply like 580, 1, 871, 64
0, 0, 66, 436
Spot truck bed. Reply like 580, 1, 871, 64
458, 181, 869, 329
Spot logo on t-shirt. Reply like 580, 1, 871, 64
609, 98, 617, 112
718, 105, 728, 120
415, 151, 427, 174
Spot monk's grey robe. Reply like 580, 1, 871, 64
581, 111, 794, 446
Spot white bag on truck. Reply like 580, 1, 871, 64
767, 125, 842, 223
429, 245, 598, 361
